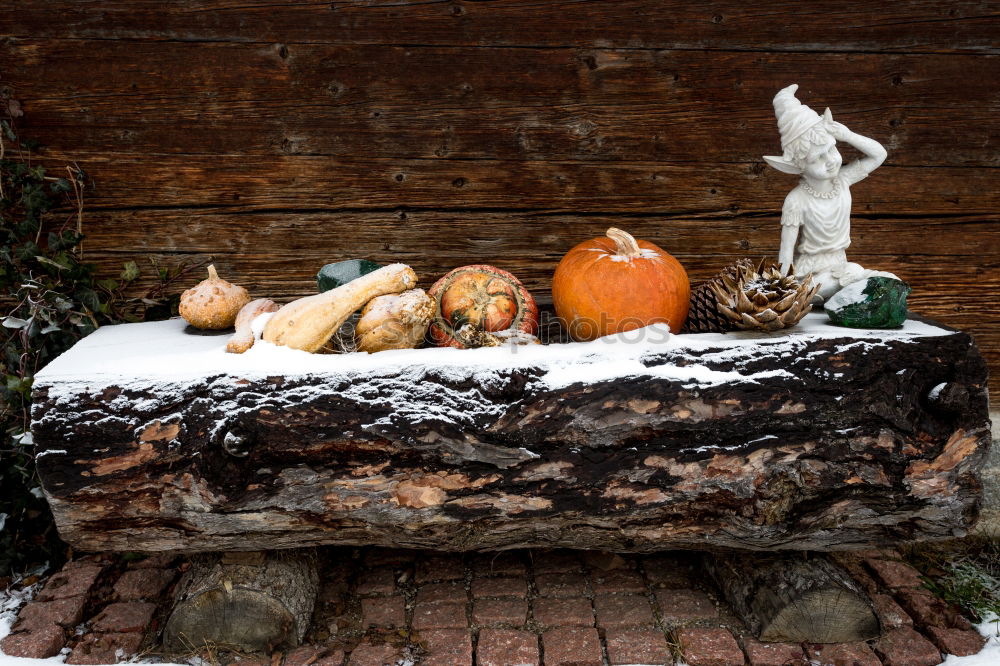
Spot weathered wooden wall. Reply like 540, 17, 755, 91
2, 1, 998, 398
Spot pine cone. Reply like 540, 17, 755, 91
710, 258, 818, 332
681, 259, 755, 333
681, 282, 728, 333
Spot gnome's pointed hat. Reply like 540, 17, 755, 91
763, 84, 831, 174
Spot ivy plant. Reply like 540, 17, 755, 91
0, 109, 189, 576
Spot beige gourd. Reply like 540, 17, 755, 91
226, 298, 280, 354
263, 263, 417, 353
179, 265, 251, 330
355, 289, 436, 353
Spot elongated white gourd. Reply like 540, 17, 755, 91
263, 263, 417, 353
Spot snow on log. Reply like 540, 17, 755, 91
31, 313, 990, 553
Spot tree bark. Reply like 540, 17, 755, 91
705, 552, 880, 643
32, 314, 991, 553
163, 550, 318, 653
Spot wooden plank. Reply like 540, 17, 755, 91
26, 152, 1000, 215
3, 1, 998, 53
73, 210, 1000, 261
5, 40, 998, 166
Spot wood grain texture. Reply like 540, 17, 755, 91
164, 550, 318, 652
3, 1, 998, 53
1, 1, 997, 399
706, 553, 880, 643
3, 40, 997, 167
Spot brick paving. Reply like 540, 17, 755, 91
0, 547, 991, 665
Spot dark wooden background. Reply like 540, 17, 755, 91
3, 1, 998, 400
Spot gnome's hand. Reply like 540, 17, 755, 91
823, 108, 850, 140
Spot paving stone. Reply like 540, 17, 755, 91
866, 559, 924, 589
895, 588, 972, 630
0, 624, 66, 659
534, 572, 588, 598
581, 551, 629, 572
360, 595, 405, 627
542, 627, 603, 666
91, 601, 157, 633
829, 555, 880, 596
282, 645, 330, 666
363, 548, 417, 567
419, 628, 472, 666
473, 597, 528, 626
412, 602, 468, 630
853, 548, 903, 561
66, 632, 144, 664
36, 565, 102, 601
113, 568, 175, 601
127, 553, 177, 569
655, 588, 718, 624
231, 656, 269, 666
590, 569, 647, 595
346, 641, 402, 666
593, 593, 656, 628
873, 626, 942, 666
469, 552, 527, 578
743, 638, 806, 666
415, 555, 464, 583
355, 567, 397, 596
477, 628, 539, 666
804, 641, 880, 666
415, 581, 467, 605
13, 596, 87, 631
532, 597, 594, 627
605, 627, 672, 665
471, 575, 527, 598
925, 625, 988, 656
675, 627, 743, 666
529, 550, 585, 574
642, 554, 699, 589
871, 592, 913, 629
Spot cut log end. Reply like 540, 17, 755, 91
163, 550, 319, 654
164, 587, 296, 653
761, 587, 880, 643
707, 552, 880, 644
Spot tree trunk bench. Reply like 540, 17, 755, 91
32, 313, 990, 553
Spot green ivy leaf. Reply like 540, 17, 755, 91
35, 255, 68, 271
120, 261, 140, 283
1, 316, 29, 329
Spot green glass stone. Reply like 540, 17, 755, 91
825, 276, 911, 329
316, 259, 383, 293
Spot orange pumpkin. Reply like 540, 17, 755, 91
552, 227, 690, 341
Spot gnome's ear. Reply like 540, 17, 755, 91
763, 155, 803, 175
823, 107, 833, 123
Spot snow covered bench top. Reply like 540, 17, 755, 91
31, 313, 990, 553
35, 312, 959, 389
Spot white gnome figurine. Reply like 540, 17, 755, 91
764, 84, 898, 302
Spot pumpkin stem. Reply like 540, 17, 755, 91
207, 264, 219, 281
606, 228, 642, 258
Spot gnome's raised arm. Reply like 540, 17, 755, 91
827, 118, 887, 180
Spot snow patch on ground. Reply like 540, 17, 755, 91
939, 615, 1000, 665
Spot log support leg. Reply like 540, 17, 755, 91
705, 551, 880, 643
164, 549, 319, 653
